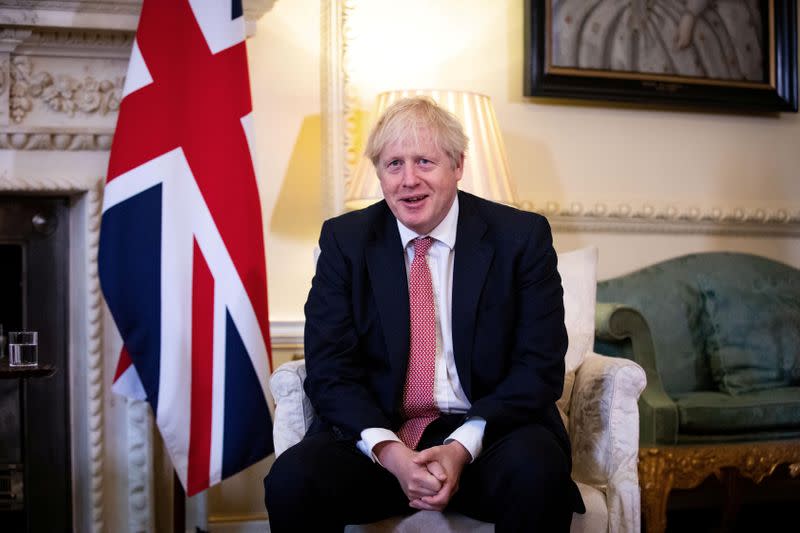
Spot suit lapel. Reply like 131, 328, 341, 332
365, 205, 410, 399
452, 193, 493, 399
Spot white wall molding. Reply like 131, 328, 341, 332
0, 0, 274, 33
10, 27, 134, 58
320, 0, 346, 219
521, 200, 800, 236
0, 2, 141, 31
126, 399, 155, 533
0, 131, 114, 150
270, 320, 304, 348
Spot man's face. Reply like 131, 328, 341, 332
377, 129, 463, 235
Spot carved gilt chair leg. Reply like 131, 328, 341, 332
639, 449, 673, 533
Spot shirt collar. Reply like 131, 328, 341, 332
397, 194, 459, 251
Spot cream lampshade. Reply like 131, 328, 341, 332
345, 89, 518, 211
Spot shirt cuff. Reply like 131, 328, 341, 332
356, 427, 402, 462
444, 417, 486, 462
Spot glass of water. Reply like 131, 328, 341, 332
9, 331, 38, 368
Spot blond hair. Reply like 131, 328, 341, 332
365, 96, 468, 170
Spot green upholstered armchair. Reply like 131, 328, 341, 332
595, 303, 677, 447
593, 252, 800, 532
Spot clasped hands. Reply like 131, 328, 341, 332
375, 440, 471, 511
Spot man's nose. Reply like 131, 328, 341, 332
401, 164, 419, 186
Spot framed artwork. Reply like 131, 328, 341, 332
524, 0, 798, 112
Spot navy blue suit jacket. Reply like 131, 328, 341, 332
303, 191, 571, 458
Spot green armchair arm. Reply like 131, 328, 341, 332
595, 303, 678, 445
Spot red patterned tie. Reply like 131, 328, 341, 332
397, 236, 439, 449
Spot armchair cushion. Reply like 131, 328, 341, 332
557, 246, 599, 428
270, 360, 314, 456
570, 353, 646, 533
699, 278, 800, 395
674, 387, 800, 434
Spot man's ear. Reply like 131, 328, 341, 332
455, 153, 465, 181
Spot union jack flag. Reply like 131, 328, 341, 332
98, 0, 273, 496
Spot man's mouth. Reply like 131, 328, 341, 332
401, 195, 427, 204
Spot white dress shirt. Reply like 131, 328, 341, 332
357, 196, 487, 462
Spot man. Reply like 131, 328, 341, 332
264, 97, 584, 531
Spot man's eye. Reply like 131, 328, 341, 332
387, 160, 401, 168
418, 158, 432, 166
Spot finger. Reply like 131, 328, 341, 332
409, 499, 441, 511
420, 489, 451, 509
421, 480, 458, 508
426, 460, 448, 482
413, 468, 444, 491
412, 449, 435, 464
416, 476, 443, 494
408, 484, 439, 498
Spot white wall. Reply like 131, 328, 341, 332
249, 0, 323, 324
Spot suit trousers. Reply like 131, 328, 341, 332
264, 416, 575, 533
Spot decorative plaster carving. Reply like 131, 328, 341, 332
0, 172, 97, 192
341, 0, 359, 195
0, 56, 7, 95
0, 132, 113, 150
0, 54, 8, 125
10, 56, 123, 123
85, 181, 106, 533
14, 28, 134, 59
520, 200, 800, 236
2, 0, 276, 18
1, 1, 275, 35
320, 0, 347, 219
127, 399, 155, 533
1, 1, 141, 15
0, 28, 34, 51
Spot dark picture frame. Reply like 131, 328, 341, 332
524, 0, 798, 112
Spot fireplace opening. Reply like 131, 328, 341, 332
1, 243, 23, 528
0, 196, 71, 532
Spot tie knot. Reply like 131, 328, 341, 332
413, 236, 433, 257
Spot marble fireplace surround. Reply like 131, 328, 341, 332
0, 2, 274, 531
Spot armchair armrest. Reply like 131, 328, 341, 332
570, 352, 646, 533
595, 303, 678, 445
269, 360, 315, 457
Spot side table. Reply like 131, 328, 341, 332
0, 362, 56, 380
0, 361, 56, 518
638, 441, 800, 533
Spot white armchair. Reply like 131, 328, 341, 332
268, 247, 646, 532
